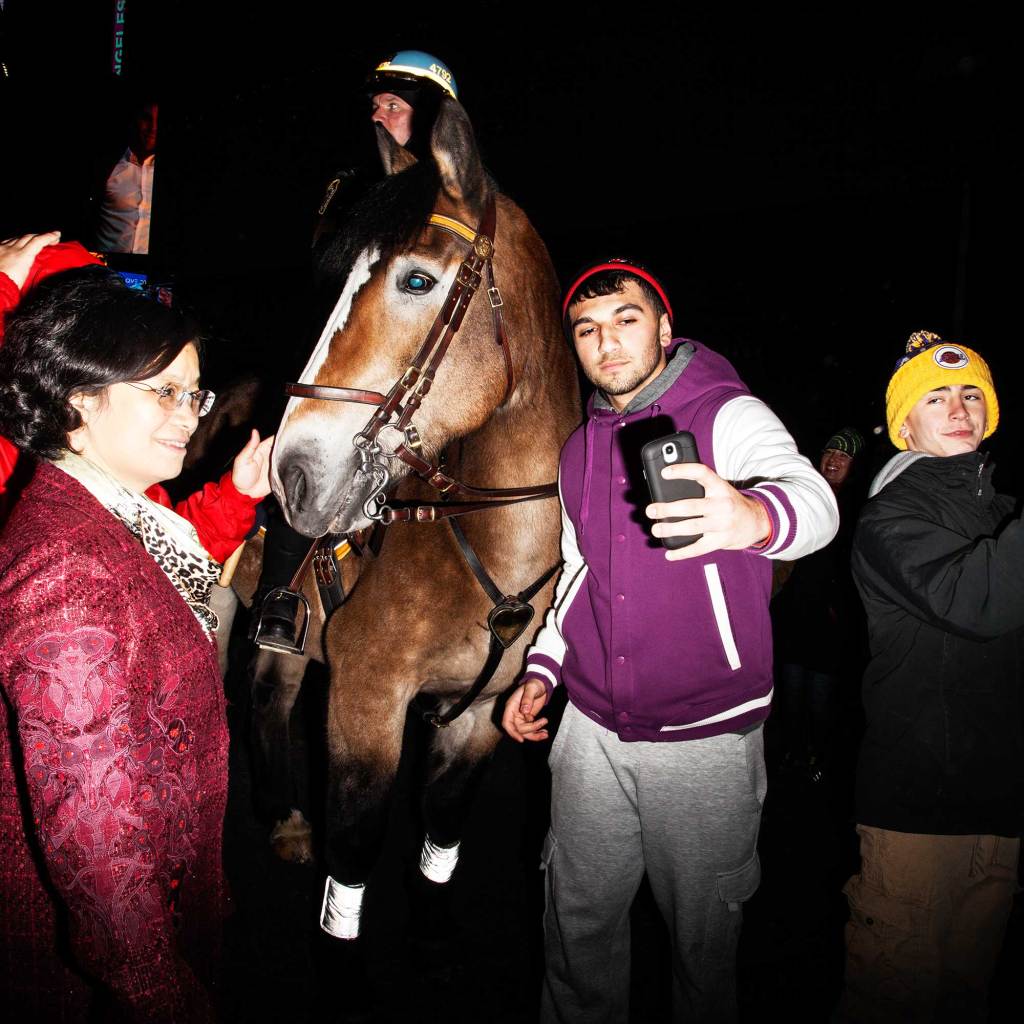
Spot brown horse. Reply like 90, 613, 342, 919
267, 97, 579, 940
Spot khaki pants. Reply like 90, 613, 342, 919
839, 826, 1020, 1023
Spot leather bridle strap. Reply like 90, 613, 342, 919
283, 197, 550, 521
362, 199, 500, 450
378, 491, 555, 525
421, 519, 560, 729
486, 260, 515, 406
286, 384, 386, 406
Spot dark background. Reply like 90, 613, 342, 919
1, 2, 1017, 482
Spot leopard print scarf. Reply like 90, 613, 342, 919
52, 452, 221, 638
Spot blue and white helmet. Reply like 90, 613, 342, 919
369, 50, 458, 101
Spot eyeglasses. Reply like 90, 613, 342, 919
124, 381, 216, 417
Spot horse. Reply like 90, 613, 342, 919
259, 96, 580, 944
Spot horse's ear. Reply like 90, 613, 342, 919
377, 126, 418, 176
430, 97, 485, 203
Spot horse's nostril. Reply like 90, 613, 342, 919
284, 463, 307, 513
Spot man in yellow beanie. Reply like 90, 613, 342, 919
838, 330, 1022, 1021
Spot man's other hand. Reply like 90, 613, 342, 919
502, 678, 550, 743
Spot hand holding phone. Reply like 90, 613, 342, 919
642, 431, 704, 549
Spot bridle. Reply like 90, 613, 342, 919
285, 195, 557, 525
279, 194, 562, 727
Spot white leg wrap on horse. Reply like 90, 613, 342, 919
419, 836, 460, 884
319, 876, 365, 939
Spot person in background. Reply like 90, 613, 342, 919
94, 99, 158, 256
839, 330, 1023, 1022
773, 426, 865, 783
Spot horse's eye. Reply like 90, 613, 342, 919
402, 272, 435, 295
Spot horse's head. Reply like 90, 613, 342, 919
273, 99, 519, 538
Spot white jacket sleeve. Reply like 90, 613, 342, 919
521, 474, 588, 693
712, 395, 839, 560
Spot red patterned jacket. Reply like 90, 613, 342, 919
0, 464, 229, 1021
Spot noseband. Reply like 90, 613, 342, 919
285, 195, 556, 524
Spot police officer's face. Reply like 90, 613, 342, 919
371, 92, 413, 146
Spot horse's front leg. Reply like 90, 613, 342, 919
407, 699, 504, 968
319, 662, 409, 941
419, 698, 504, 875
249, 647, 314, 862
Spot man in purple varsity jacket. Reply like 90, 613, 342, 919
502, 260, 838, 1022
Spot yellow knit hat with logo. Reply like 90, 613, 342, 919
886, 330, 999, 450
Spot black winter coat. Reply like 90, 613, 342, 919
851, 450, 1024, 836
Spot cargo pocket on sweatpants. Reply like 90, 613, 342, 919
701, 853, 761, 976
717, 852, 761, 912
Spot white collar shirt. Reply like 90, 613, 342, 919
95, 148, 155, 254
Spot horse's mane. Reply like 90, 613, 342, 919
315, 161, 443, 290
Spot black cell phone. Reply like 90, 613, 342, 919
641, 430, 704, 549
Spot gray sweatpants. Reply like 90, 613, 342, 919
540, 702, 766, 1024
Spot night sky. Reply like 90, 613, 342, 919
2, 3, 1016, 484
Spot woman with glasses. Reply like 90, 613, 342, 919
0, 269, 272, 1020
1, 233, 265, 559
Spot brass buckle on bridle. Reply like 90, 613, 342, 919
456, 263, 482, 290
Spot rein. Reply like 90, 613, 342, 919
280, 197, 561, 726
285, 196, 556, 525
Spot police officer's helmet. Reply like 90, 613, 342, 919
368, 50, 458, 101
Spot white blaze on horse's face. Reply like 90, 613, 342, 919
277, 247, 380, 442
272, 247, 380, 535
274, 207, 502, 538
272, 240, 470, 538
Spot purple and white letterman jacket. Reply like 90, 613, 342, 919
523, 340, 838, 742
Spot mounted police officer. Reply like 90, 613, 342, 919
311, 50, 459, 254
255, 49, 459, 652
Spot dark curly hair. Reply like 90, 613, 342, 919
0, 268, 202, 460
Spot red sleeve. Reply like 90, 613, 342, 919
3, 548, 217, 1022
2, 243, 103, 342
1, 269, 20, 486
1, 436, 18, 496
145, 471, 258, 564
0, 271, 20, 339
